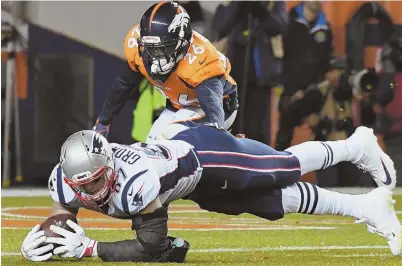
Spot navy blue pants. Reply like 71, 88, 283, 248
172, 123, 301, 221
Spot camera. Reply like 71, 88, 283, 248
348, 68, 379, 98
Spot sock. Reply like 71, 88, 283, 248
286, 140, 354, 175
281, 182, 364, 219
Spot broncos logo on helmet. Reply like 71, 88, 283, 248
168, 11, 190, 38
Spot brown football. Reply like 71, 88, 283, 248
40, 213, 77, 239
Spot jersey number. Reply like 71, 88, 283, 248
184, 44, 205, 65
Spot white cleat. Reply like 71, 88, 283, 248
347, 126, 397, 190
356, 187, 402, 256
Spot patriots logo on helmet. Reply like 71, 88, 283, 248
92, 134, 105, 155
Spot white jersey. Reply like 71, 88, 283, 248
49, 139, 203, 219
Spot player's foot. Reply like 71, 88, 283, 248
347, 126, 396, 190
356, 187, 402, 256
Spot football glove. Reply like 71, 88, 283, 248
46, 220, 97, 259
21, 225, 54, 262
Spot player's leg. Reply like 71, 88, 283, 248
168, 123, 394, 191
146, 108, 176, 143
281, 182, 402, 255
170, 122, 301, 190
285, 126, 396, 190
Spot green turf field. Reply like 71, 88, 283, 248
2, 194, 402, 266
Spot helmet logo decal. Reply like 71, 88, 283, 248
168, 11, 190, 38
92, 134, 105, 156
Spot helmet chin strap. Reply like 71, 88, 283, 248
151, 57, 175, 75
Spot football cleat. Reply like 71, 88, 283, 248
356, 187, 402, 255
347, 126, 396, 190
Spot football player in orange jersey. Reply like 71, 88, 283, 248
93, 1, 239, 142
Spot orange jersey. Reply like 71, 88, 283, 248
124, 24, 237, 109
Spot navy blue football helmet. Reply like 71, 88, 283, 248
139, 2, 192, 80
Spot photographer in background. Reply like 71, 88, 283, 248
308, 58, 360, 187
299, 57, 395, 142
309, 53, 396, 187
313, 58, 353, 142
276, 1, 333, 150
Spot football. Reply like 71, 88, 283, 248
40, 213, 77, 238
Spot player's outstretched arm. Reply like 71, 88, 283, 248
94, 62, 143, 138
46, 198, 189, 262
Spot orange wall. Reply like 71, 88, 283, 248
1, 52, 28, 99
286, 1, 402, 57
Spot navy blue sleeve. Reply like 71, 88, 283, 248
97, 62, 144, 125
195, 77, 225, 127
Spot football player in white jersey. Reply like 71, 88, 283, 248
21, 123, 400, 263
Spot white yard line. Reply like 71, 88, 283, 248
1, 226, 336, 231
191, 245, 389, 253
1, 245, 389, 257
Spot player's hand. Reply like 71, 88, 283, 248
93, 122, 110, 138
21, 224, 54, 262
46, 220, 97, 259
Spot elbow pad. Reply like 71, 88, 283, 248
97, 207, 170, 262
131, 207, 170, 259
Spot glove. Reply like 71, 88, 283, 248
21, 224, 54, 262
93, 120, 110, 138
46, 220, 97, 259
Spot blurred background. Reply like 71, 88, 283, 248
1, 1, 402, 189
